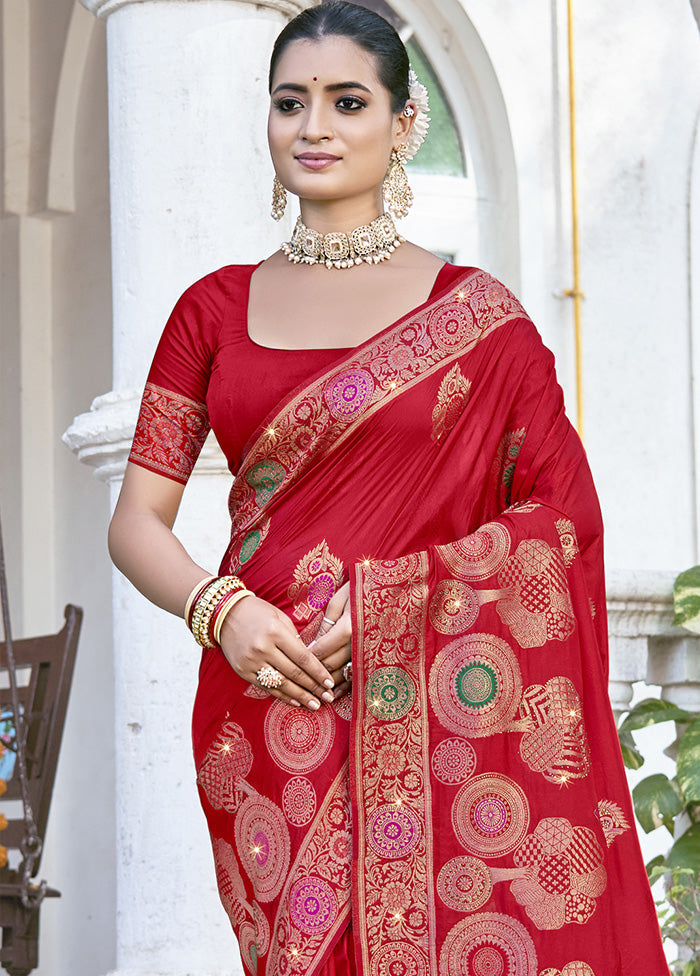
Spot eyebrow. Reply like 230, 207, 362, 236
271, 81, 373, 96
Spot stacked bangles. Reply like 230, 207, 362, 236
185, 575, 254, 649
184, 576, 285, 690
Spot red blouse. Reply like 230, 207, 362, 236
129, 262, 466, 482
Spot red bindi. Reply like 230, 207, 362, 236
313, 76, 318, 81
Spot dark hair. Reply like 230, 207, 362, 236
268, 1, 410, 114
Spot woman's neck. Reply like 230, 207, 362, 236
298, 194, 386, 235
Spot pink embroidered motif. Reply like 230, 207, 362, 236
129, 382, 209, 483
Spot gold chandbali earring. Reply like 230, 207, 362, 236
383, 144, 413, 220
271, 174, 287, 221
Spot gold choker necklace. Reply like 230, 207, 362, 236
282, 214, 404, 270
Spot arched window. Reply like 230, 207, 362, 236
320, 0, 519, 283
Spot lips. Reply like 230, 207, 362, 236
296, 153, 341, 171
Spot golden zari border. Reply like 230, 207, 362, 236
224, 270, 527, 569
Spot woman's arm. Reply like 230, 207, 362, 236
109, 463, 336, 710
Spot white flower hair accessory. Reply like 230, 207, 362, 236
404, 68, 430, 161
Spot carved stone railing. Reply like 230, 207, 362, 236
607, 569, 700, 716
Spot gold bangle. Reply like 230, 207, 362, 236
212, 589, 254, 645
184, 576, 216, 625
190, 576, 248, 647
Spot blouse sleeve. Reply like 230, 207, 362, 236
128, 269, 229, 485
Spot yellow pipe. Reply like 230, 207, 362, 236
564, 0, 585, 440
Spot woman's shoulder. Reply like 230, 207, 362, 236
178, 263, 259, 302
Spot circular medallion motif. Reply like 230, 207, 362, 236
371, 942, 428, 976
431, 737, 477, 785
264, 699, 335, 774
324, 369, 375, 421
289, 876, 338, 935
282, 776, 317, 827
452, 774, 530, 858
234, 795, 291, 901
438, 913, 538, 976
365, 667, 416, 721
430, 581, 480, 634
437, 524, 511, 581
364, 554, 421, 586
428, 302, 479, 352
429, 634, 522, 738
367, 803, 421, 859
437, 856, 493, 912
245, 460, 286, 506
308, 572, 336, 610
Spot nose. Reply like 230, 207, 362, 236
298, 100, 333, 143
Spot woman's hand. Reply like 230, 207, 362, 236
219, 594, 336, 711
311, 581, 353, 700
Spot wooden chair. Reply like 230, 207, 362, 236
0, 605, 81, 975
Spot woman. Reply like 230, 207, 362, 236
109, 3, 669, 974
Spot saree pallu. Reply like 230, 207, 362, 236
191, 269, 668, 976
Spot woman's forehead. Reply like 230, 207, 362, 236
271, 36, 382, 88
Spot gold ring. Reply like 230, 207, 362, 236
256, 665, 284, 689
343, 662, 353, 683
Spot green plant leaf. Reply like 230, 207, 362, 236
632, 773, 682, 833
678, 717, 700, 803
646, 854, 667, 880
618, 730, 645, 769
668, 822, 700, 874
674, 566, 700, 633
618, 697, 694, 732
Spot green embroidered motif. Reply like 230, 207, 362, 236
365, 667, 416, 721
456, 661, 498, 710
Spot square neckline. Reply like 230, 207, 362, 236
244, 259, 451, 354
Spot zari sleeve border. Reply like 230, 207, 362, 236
128, 381, 211, 485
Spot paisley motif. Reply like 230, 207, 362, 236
234, 794, 290, 902
197, 721, 253, 813
245, 459, 286, 507
288, 539, 344, 621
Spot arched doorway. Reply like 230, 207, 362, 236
323, 0, 520, 286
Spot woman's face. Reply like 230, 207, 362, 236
268, 36, 410, 210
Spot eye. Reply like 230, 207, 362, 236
274, 96, 303, 113
336, 96, 366, 112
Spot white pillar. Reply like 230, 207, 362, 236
64, 2, 317, 974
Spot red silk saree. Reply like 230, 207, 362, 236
137, 266, 667, 976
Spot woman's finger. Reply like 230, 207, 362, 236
321, 582, 350, 625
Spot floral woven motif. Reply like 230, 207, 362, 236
129, 382, 209, 483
